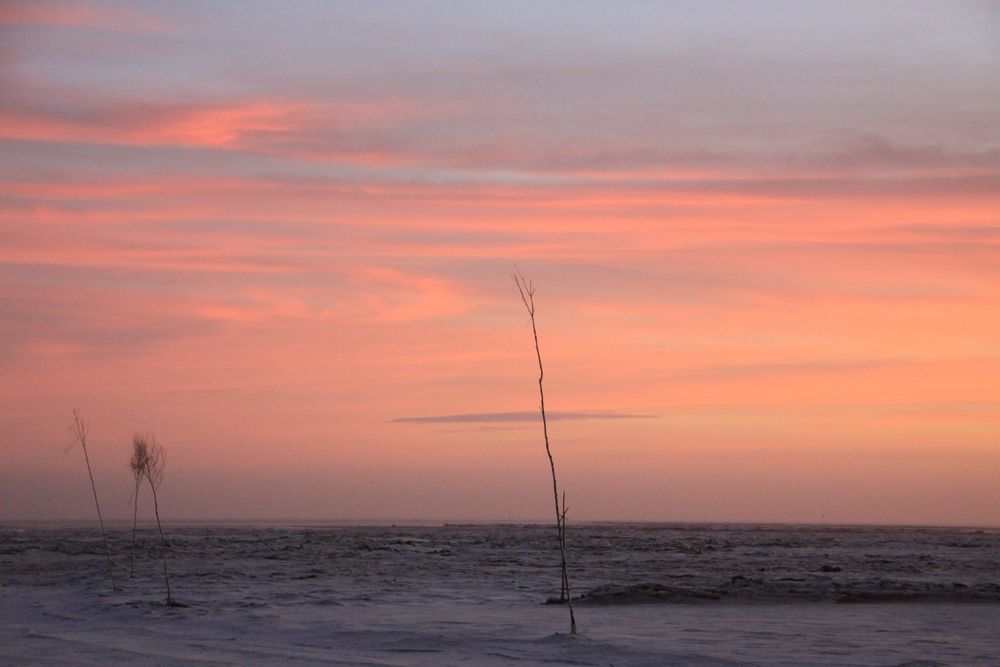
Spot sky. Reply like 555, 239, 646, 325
1, 1, 998, 526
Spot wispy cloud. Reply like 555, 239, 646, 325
670, 359, 898, 382
0, 99, 306, 150
390, 411, 656, 424
890, 224, 1000, 240
0, 1, 171, 32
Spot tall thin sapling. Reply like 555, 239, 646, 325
69, 410, 118, 592
514, 271, 577, 635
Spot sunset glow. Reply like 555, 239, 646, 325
2, 1, 998, 525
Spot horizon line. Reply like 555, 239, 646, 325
3, 518, 997, 531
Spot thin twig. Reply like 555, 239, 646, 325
514, 271, 577, 635
129, 435, 151, 578
148, 472, 173, 605
70, 410, 118, 593
129, 476, 140, 577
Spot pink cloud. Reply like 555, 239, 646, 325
0, 1, 170, 32
0, 101, 306, 149
347, 266, 475, 323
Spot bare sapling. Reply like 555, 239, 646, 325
514, 271, 577, 636
128, 435, 152, 578
69, 410, 118, 592
136, 434, 175, 605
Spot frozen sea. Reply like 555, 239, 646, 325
1, 522, 998, 665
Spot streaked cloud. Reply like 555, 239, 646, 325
890, 225, 1000, 240
669, 360, 898, 382
0, 99, 306, 149
390, 411, 657, 424
0, 1, 170, 32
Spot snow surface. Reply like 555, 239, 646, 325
2, 523, 998, 665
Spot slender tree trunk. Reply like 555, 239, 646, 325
83, 442, 118, 592
515, 273, 577, 635
72, 411, 118, 593
559, 491, 571, 596
559, 493, 575, 634
129, 478, 141, 577
147, 480, 173, 604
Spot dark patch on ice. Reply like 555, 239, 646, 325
293, 568, 326, 580
574, 583, 722, 605
836, 589, 998, 604
571, 577, 1000, 605
311, 598, 344, 606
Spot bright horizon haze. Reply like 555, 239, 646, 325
1, 1, 998, 526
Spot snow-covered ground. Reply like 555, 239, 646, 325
2, 523, 998, 665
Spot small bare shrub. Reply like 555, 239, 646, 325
128, 435, 152, 578
131, 433, 175, 605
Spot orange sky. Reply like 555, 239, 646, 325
1, 1, 998, 525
